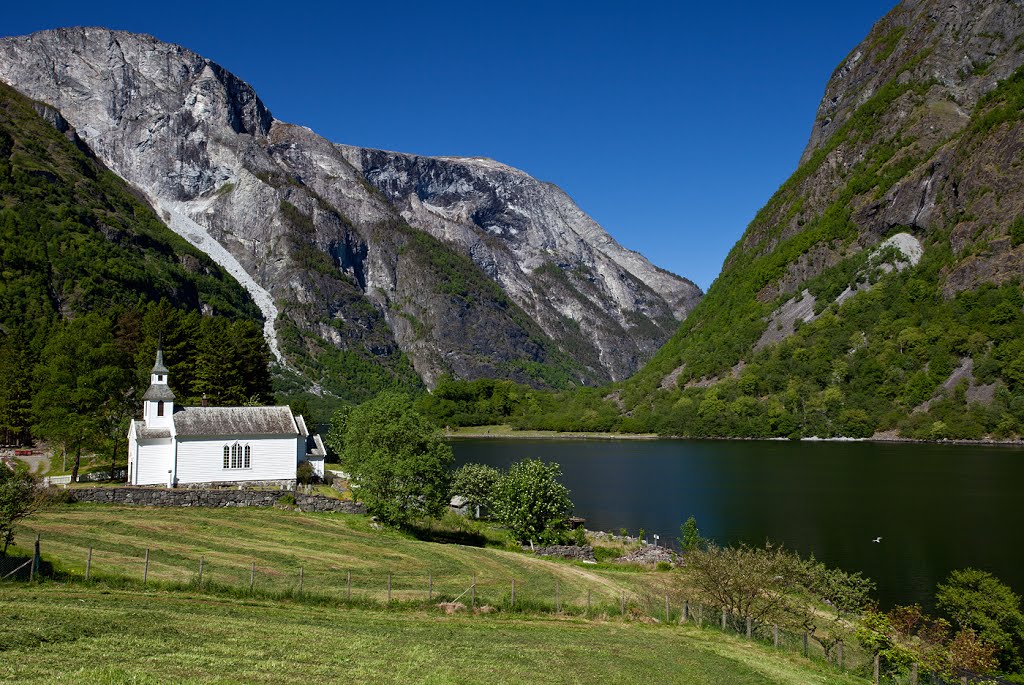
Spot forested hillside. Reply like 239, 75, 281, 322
423, 0, 1024, 440
0, 81, 271, 459
613, 0, 1024, 440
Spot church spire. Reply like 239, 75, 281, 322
152, 344, 169, 375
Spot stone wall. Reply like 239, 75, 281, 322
69, 487, 365, 514
528, 545, 596, 562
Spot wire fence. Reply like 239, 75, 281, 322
1, 536, 1007, 685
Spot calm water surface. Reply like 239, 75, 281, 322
452, 438, 1024, 608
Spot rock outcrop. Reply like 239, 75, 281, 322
0, 28, 701, 395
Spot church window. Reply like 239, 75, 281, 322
157, 401, 164, 417
224, 443, 251, 469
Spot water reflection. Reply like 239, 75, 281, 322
451, 438, 1024, 608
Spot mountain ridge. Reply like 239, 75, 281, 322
0, 27, 701, 400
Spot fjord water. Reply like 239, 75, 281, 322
452, 439, 1024, 608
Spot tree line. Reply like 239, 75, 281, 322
0, 302, 272, 480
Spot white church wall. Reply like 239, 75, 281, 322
134, 440, 173, 485
175, 436, 300, 484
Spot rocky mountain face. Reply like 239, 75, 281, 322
617, 0, 1024, 440
0, 28, 701, 401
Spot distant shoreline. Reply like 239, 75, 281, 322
445, 426, 1024, 447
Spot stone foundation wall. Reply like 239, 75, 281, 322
69, 487, 365, 514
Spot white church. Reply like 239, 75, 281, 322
126, 349, 325, 487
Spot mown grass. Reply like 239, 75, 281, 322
14, 505, 649, 609
0, 584, 866, 685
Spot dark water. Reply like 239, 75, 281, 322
452, 438, 1024, 608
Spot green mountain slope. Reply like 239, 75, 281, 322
0, 81, 271, 443
618, 0, 1024, 439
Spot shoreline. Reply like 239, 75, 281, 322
446, 426, 1024, 447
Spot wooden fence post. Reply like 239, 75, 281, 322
721, 608, 727, 631
838, 640, 844, 669
909, 662, 917, 685
683, 600, 689, 623
773, 624, 779, 648
387, 572, 391, 605
621, 590, 625, 616
803, 631, 809, 658
198, 556, 204, 586
85, 547, 92, 582
511, 578, 516, 606
347, 570, 351, 600
299, 566, 303, 595
873, 654, 879, 684
249, 561, 255, 592
143, 548, 149, 585
746, 616, 752, 639
32, 534, 40, 581
429, 572, 433, 601
471, 574, 476, 609
587, 589, 591, 613
665, 595, 670, 623
555, 580, 560, 613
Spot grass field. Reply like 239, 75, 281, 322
0, 584, 865, 685
1, 504, 873, 684
12, 505, 661, 610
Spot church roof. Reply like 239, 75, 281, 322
151, 347, 169, 374
173, 406, 298, 437
142, 383, 176, 401
131, 420, 172, 439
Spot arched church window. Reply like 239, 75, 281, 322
231, 443, 242, 469
244, 445, 251, 469
223, 445, 230, 469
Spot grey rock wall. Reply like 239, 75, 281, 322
69, 486, 366, 513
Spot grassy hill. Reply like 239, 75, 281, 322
0, 504, 867, 685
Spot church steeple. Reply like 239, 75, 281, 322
142, 346, 175, 428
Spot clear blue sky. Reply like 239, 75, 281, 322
3, 1, 898, 291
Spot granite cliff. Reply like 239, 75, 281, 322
614, 0, 1024, 440
0, 28, 701, 400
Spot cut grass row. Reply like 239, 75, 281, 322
0, 584, 866, 685
13, 505, 659, 609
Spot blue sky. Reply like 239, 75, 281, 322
3, 1, 898, 291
